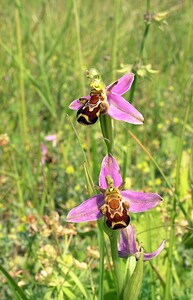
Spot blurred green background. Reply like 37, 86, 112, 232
0, 0, 192, 299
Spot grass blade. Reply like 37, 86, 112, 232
0, 264, 28, 300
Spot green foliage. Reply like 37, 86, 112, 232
0, 264, 28, 300
123, 253, 143, 300
0, 0, 192, 299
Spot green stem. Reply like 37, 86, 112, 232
109, 231, 124, 299
10, 147, 23, 204
128, 71, 137, 104
98, 115, 114, 300
139, 0, 151, 59
127, 129, 173, 191
129, 0, 151, 104
100, 113, 124, 299
73, 0, 85, 94
39, 26, 56, 117
111, 0, 120, 81
100, 114, 114, 154
15, 8, 27, 144
139, 21, 150, 59
146, 0, 150, 11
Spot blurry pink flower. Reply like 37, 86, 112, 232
40, 143, 48, 166
40, 143, 53, 166
44, 134, 57, 147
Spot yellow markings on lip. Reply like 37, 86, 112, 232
77, 113, 93, 124
77, 93, 103, 125
111, 220, 128, 229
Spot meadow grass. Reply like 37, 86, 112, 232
0, 0, 192, 299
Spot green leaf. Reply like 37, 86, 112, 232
83, 162, 95, 195
44, 289, 54, 300
68, 269, 88, 299
123, 253, 144, 300
124, 256, 137, 281
179, 151, 190, 199
0, 264, 28, 300
182, 232, 193, 249
58, 260, 88, 299
104, 289, 117, 300
62, 286, 75, 299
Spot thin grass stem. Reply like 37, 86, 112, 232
0, 38, 55, 116
73, 0, 85, 95
127, 129, 173, 191
39, 26, 56, 117
15, 8, 27, 144
0, 264, 28, 300
111, 0, 120, 81
164, 94, 192, 300
129, 0, 151, 104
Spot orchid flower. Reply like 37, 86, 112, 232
40, 143, 48, 166
40, 134, 57, 165
118, 224, 166, 261
66, 155, 163, 230
40, 143, 53, 166
44, 134, 57, 147
69, 69, 144, 125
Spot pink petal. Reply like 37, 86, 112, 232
138, 240, 166, 261
66, 194, 104, 222
107, 93, 144, 124
106, 73, 134, 95
69, 96, 90, 110
44, 134, 57, 142
118, 225, 138, 258
121, 190, 163, 213
99, 154, 123, 188
118, 225, 166, 261
41, 143, 47, 155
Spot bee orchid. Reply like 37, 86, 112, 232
69, 70, 144, 125
66, 154, 162, 230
